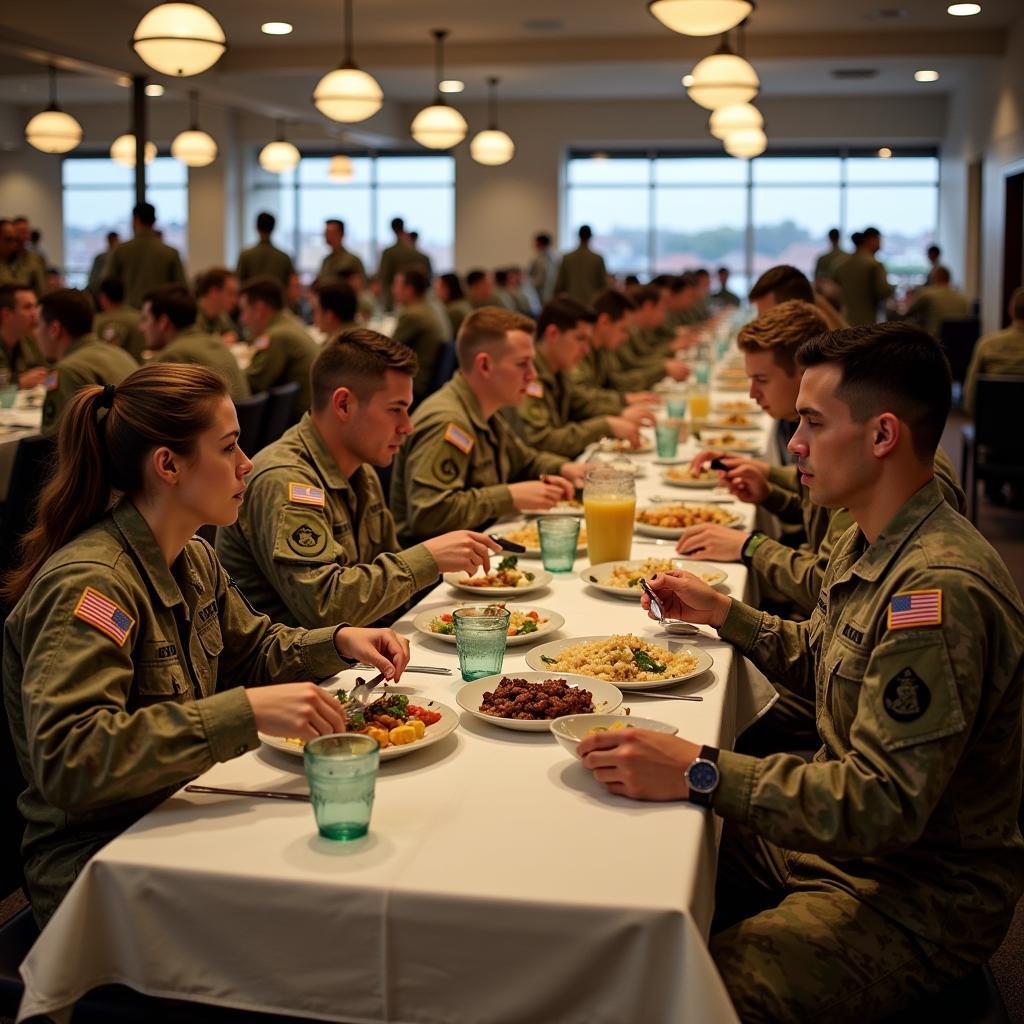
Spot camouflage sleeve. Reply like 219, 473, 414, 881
715, 571, 983, 858
14, 561, 257, 814
171, 251, 186, 287
760, 482, 804, 523
401, 417, 516, 539
609, 358, 667, 393
504, 425, 572, 479
40, 363, 88, 437
962, 345, 981, 418
569, 383, 624, 418
246, 334, 287, 395
874, 260, 894, 302
933, 447, 967, 515
510, 396, 609, 458
553, 259, 568, 297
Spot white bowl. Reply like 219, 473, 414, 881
549, 713, 678, 758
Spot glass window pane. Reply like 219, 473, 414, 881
566, 187, 650, 276
567, 157, 650, 186
846, 185, 936, 290
376, 186, 454, 272
752, 157, 841, 184
752, 186, 842, 281
653, 188, 746, 290
376, 155, 453, 185
654, 157, 747, 185
846, 156, 938, 184
298, 186, 373, 278
62, 158, 134, 187
148, 158, 187, 186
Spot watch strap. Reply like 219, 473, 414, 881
741, 531, 769, 566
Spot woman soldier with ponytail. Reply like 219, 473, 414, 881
2, 364, 410, 925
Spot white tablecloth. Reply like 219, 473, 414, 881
0, 396, 45, 502
18, 381, 777, 1024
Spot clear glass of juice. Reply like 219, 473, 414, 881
583, 467, 636, 564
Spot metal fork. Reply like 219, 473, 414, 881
341, 671, 385, 713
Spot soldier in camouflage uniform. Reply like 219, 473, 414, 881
580, 323, 1024, 1022
216, 329, 500, 627
194, 266, 240, 343
391, 307, 589, 545
504, 296, 652, 458
552, 225, 607, 306
237, 212, 296, 291
0, 283, 48, 387
93, 277, 145, 363
320, 219, 367, 283
390, 268, 448, 404
612, 284, 690, 389
2, 362, 409, 924
104, 202, 186, 309
963, 286, 1024, 417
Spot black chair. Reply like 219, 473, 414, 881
260, 382, 300, 450
233, 391, 269, 458
430, 340, 457, 393
0, 435, 56, 581
939, 317, 981, 389
960, 374, 1024, 521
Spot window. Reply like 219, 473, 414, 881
62, 157, 188, 288
563, 151, 938, 296
251, 154, 455, 282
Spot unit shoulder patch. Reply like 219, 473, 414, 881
525, 382, 544, 399
882, 666, 931, 723
73, 586, 135, 646
886, 589, 942, 631
443, 422, 474, 455
251, 335, 271, 352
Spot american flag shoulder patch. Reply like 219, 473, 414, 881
251, 335, 270, 352
443, 422, 473, 455
288, 482, 325, 507
525, 382, 544, 399
45, 370, 59, 392
887, 589, 942, 630
74, 586, 135, 646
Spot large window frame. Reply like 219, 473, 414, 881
563, 147, 939, 294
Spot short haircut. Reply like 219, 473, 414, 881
194, 266, 235, 297
311, 328, 417, 410
456, 307, 535, 369
851, 231, 864, 247
535, 232, 552, 247
325, 218, 344, 232
391, 217, 405, 233
397, 267, 429, 297
717, 266, 730, 276
737, 300, 828, 374
796, 322, 951, 461
106, 231, 120, 244
694, 268, 710, 280
931, 266, 951, 285
927, 244, 941, 257
133, 202, 156, 227
671, 273, 698, 294
828, 228, 840, 243
624, 274, 640, 286
98, 277, 125, 303
239, 276, 284, 311
144, 284, 197, 330
466, 269, 487, 288
748, 265, 814, 304
633, 284, 662, 307
592, 288, 636, 322
256, 211, 276, 234
862, 227, 881, 240
39, 289, 93, 339
1009, 286, 1024, 321
0, 284, 34, 313
651, 274, 675, 289
440, 272, 464, 301
312, 280, 358, 323
578, 225, 592, 242
494, 269, 509, 287
536, 297, 595, 338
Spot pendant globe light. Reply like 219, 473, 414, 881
709, 101, 762, 140
111, 134, 157, 167
411, 30, 467, 150
687, 33, 759, 110
259, 120, 300, 174
648, 0, 754, 36
328, 155, 355, 180
25, 65, 83, 154
132, 3, 226, 77
313, 0, 383, 123
470, 77, 515, 166
171, 91, 218, 167
724, 127, 767, 158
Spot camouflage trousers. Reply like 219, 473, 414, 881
709, 822, 970, 1023
735, 684, 819, 758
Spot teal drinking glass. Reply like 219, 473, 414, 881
453, 606, 511, 681
537, 515, 581, 573
304, 733, 380, 840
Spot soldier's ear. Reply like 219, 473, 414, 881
872, 412, 900, 458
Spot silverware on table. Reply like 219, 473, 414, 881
354, 663, 452, 676
343, 670, 386, 711
185, 784, 310, 802
624, 691, 704, 701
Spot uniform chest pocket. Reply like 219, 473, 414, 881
197, 618, 224, 658
821, 643, 870, 742
134, 664, 188, 704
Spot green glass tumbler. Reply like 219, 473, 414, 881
304, 733, 380, 841
654, 418, 681, 459
537, 514, 580, 573
453, 605, 511, 681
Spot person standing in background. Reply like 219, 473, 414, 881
528, 232, 558, 305
237, 212, 295, 291
104, 203, 186, 309
813, 228, 847, 283
925, 244, 951, 286
391, 268, 448, 404
8, 217, 48, 296
87, 232, 120, 302
553, 225, 608, 306
320, 219, 367, 283
832, 227, 893, 326
377, 218, 430, 309
711, 267, 741, 307
94, 278, 145, 363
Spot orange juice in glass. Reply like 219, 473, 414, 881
689, 385, 710, 424
583, 467, 635, 564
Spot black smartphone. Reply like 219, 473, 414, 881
638, 577, 664, 620
489, 534, 527, 553
709, 457, 729, 471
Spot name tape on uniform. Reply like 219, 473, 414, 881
443, 423, 474, 455
525, 382, 544, 399
288, 482, 325, 507
887, 589, 942, 631
74, 586, 135, 646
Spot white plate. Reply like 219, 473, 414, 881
699, 433, 763, 454
712, 400, 758, 415
522, 502, 585, 517
635, 505, 743, 538
706, 414, 761, 430
580, 559, 727, 598
595, 438, 653, 456
456, 671, 623, 732
259, 698, 459, 762
660, 469, 721, 488
443, 567, 554, 597
489, 520, 587, 558
526, 636, 714, 691
550, 714, 679, 757
413, 604, 566, 647
713, 380, 751, 392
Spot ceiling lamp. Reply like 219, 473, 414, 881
709, 101, 762, 139
687, 34, 759, 110
313, 0, 383, 123
411, 29, 467, 150
25, 65, 82, 154
111, 134, 157, 166
648, 0, 754, 36
171, 91, 217, 167
259, 121, 299, 173
132, 3, 226, 77
328, 154, 354, 180
724, 127, 766, 159
470, 77, 515, 166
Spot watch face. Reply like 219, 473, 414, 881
688, 759, 719, 794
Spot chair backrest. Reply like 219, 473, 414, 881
429, 340, 458, 393
974, 375, 1024, 451
939, 317, 981, 384
233, 392, 269, 457
0, 435, 56, 579
260, 381, 300, 450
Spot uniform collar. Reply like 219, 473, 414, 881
111, 501, 189, 608
64, 334, 97, 358
841, 478, 945, 583
297, 413, 348, 490
449, 371, 492, 433
533, 349, 558, 388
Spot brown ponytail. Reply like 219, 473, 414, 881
2, 363, 229, 605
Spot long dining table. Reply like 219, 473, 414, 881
16, 364, 780, 1024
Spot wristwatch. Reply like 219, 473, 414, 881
741, 531, 769, 566
685, 745, 721, 807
